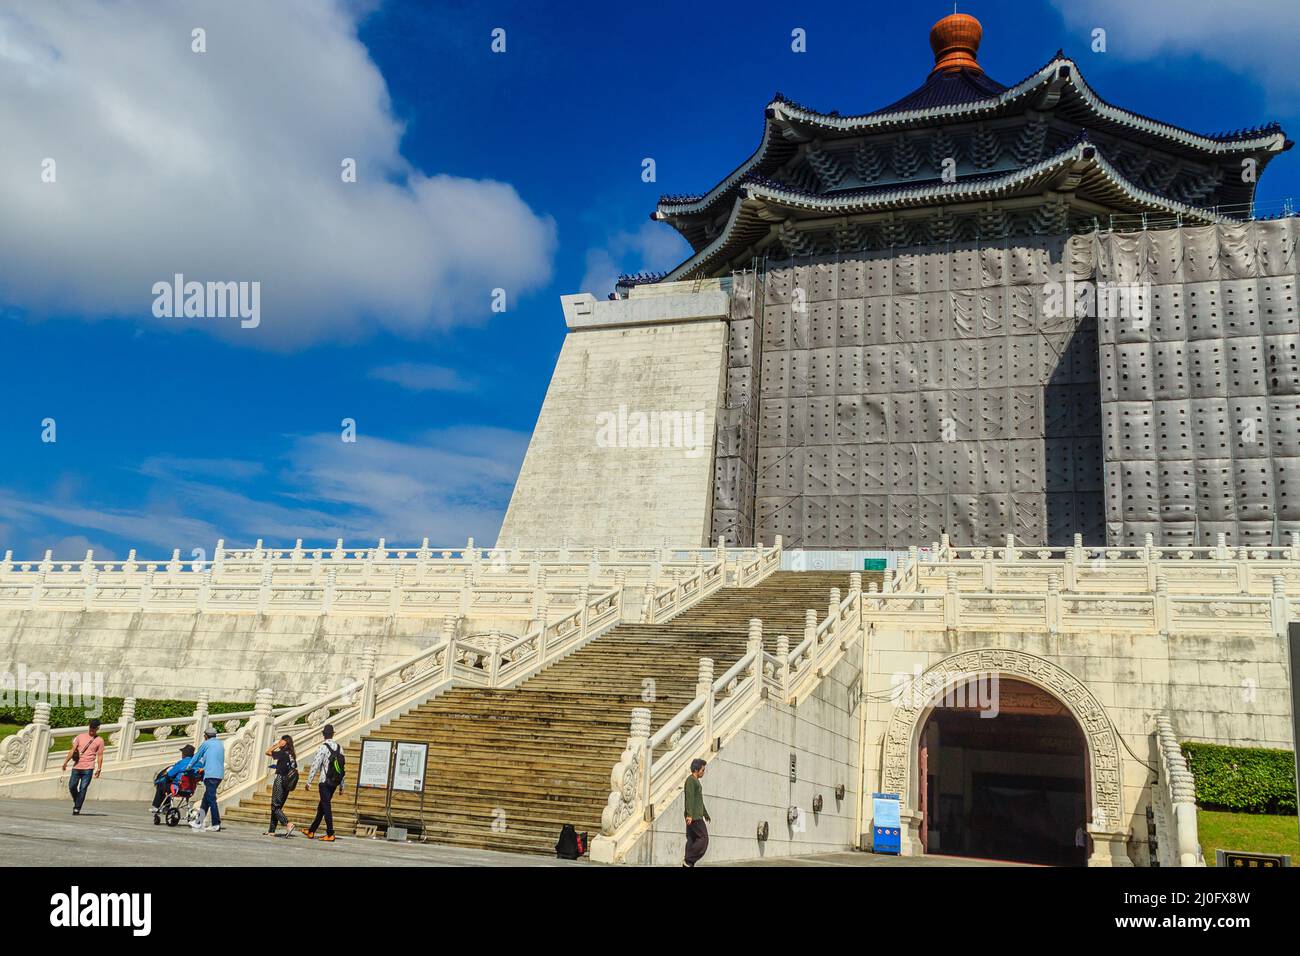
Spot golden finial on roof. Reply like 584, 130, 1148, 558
929, 12, 984, 76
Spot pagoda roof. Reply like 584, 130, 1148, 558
654, 55, 1288, 233
662, 135, 1237, 281
870, 62, 1009, 114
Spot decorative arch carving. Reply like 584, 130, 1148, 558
880, 648, 1123, 828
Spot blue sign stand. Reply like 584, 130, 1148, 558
872, 792, 901, 854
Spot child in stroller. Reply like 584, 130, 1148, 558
151, 743, 202, 827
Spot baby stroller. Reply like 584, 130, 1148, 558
153, 763, 202, 828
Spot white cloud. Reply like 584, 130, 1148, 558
0, 0, 557, 347
1049, 0, 1300, 105
368, 362, 475, 393
579, 221, 691, 298
0, 426, 530, 555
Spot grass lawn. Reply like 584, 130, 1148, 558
1198, 809, 1299, 865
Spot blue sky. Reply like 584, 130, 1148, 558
1, 0, 1297, 559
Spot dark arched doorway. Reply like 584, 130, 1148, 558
919, 678, 1088, 866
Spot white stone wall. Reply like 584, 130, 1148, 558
626, 644, 862, 864
497, 295, 729, 549
0, 608, 454, 702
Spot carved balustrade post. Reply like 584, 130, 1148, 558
390, 567, 404, 617
191, 692, 210, 748
257, 556, 272, 615
775, 635, 790, 700
442, 614, 458, 681
696, 659, 714, 748
1271, 576, 1289, 640
359, 645, 378, 721
945, 572, 960, 631
322, 568, 337, 614
577, 584, 590, 636
747, 619, 763, 693
252, 688, 276, 765
197, 566, 212, 612
642, 582, 657, 625
1047, 573, 1061, 637
82, 549, 96, 611
1154, 573, 1170, 636
116, 697, 137, 761
536, 604, 550, 662
486, 634, 503, 687
629, 707, 654, 820
26, 702, 52, 775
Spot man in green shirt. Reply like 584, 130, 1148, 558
683, 758, 711, 867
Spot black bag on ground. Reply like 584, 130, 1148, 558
555, 824, 588, 860
556, 824, 580, 860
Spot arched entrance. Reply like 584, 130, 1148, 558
879, 649, 1129, 866
919, 678, 1087, 865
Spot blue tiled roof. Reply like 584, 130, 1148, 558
871, 66, 1008, 115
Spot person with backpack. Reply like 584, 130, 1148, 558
683, 758, 711, 867
61, 718, 105, 815
189, 725, 225, 832
264, 734, 299, 837
304, 724, 345, 842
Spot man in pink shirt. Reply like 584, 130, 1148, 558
61, 718, 105, 815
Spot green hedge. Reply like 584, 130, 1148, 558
1181, 742, 1298, 815
0, 696, 259, 730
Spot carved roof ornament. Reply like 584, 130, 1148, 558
644, 12, 1290, 282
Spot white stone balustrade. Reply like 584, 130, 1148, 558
1151, 714, 1204, 868
0, 538, 767, 619
593, 578, 864, 863
0, 542, 784, 805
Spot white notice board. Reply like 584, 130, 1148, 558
392, 741, 428, 793
358, 738, 394, 789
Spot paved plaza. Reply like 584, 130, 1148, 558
0, 799, 1022, 867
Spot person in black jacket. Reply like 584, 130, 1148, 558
264, 734, 298, 837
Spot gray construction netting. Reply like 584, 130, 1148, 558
1084, 220, 1299, 548
710, 220, 1298, 549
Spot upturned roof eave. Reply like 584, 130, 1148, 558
654, 57, 1287, 229
661, 139, 1232, 281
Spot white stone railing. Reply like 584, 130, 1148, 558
639, 541, 781, 625
1151, 714, 1204, 867
0, 583, 624, 797
863, 571, 1292, 638
0, 538, 768, 618
918, 531, 1300, 597
0, 542, 784, 803
591, 575, 862, 864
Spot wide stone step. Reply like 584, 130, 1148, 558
227, 572, 862, 855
